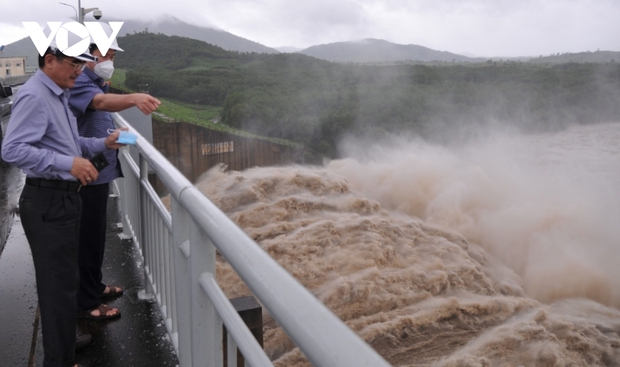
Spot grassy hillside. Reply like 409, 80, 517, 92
110, 67, 301, 149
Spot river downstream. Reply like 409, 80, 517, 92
198, 121, 620, 366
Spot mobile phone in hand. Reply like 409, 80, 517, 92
90, 152, 109, 172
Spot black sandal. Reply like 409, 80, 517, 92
77, 303, 121, 320
99, 285, 124, 299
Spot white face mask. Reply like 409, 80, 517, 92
94, 60, 115, 79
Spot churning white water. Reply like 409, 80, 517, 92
196, 122, 620, 366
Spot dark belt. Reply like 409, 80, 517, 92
25, 177, 82, 192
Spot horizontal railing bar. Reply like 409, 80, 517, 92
199, 273, 272, 367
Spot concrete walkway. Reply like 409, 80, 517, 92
0, 180, 179, 367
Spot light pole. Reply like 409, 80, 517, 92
59, 2, 78, 22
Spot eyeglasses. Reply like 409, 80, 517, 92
59, 57, 86, 71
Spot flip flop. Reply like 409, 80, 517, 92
99, 285, 124, 299
77, 303, 121, 320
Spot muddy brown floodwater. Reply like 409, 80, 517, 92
195, 122, 620, 367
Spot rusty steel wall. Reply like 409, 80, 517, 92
152, 119, 305, 184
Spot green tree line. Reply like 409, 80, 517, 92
117, 33, 620, 158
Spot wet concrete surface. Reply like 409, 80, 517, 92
69, 193, 179, 366
0, 214, 38, 367
0, 182, 179, 367
1, 84, 21, 253
0, 163, 20, 253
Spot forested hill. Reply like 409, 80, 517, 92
119, 15, 279, 54
117, 32, 620, 159
298, 38, 484, 63
115, 32, 271, 70
530, 50, 620, 64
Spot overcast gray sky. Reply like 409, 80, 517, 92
1, 0, 619, 57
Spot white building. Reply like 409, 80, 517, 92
1, 56, 27, 78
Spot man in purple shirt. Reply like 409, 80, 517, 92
69, 29, 160, 321
1, 45, 125, 367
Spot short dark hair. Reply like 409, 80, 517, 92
38, 47, 62, 68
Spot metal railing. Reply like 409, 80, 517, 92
0, 74, 32, 86
112, 113, 391, 367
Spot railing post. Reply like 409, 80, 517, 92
139, 154, 153, 295
172, 197, 192, 366
189, 220, 222, 366
115, 176, 130, 239
223, 296, 263, 367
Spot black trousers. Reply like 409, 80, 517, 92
20, 184, 81, 367
77, 183, 109, 311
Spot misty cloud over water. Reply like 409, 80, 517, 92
195, 122, 620, 366
332, 123, 620, 307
